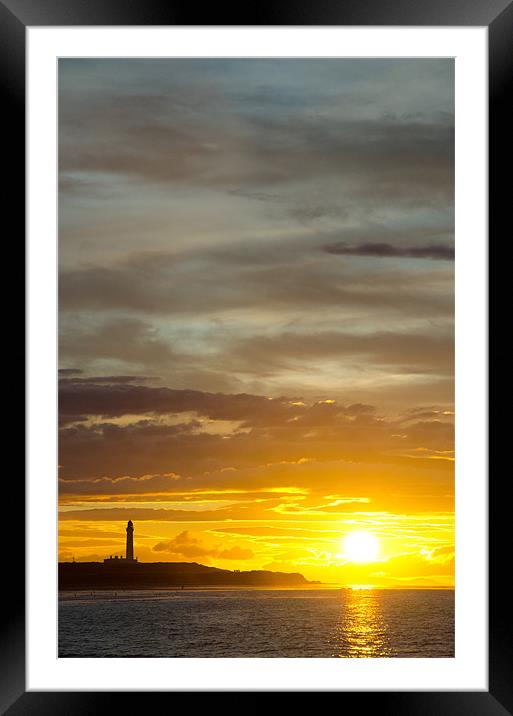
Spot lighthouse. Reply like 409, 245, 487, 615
126, 520, 135, 561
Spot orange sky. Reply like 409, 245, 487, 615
58, 393, 454, 586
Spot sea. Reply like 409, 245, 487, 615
58, 588, 454, 658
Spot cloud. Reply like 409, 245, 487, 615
59, 247, 453, 320
152, 530, 254, 560
324, 242, 454, 261
58, 448, 454, 515
59, 527, 146, 539
209, 526, 342, 539
59, 318, 174, 365
59, 506, 265, 523
226, 330, 454, 375
64, 375, 155, 385
59, 376, 297, 422
58, 59, 454, 409
59, 80, 454, 202
152, 530, 209, 557
58, 376, 453, 497
215, 546, 254, 560
59, 473, 181, 496
420, 544, 454, 564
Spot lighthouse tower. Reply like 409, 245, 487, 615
126, 520, 135, 561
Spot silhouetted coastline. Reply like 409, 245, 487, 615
59, 561, 318, 590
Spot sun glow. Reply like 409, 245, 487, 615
343, 531, 380, 563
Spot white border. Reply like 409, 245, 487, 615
27, 27, 487, 691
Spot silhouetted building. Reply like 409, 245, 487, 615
126, 519, 135, 561
103, 520, 138, 563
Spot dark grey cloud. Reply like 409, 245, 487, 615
59, 318, 174, 365
59, 248, 453, 320
58, 358, 451, 427
59, 59, 454, 223
58, 59, 454, 416
59, 376, 299, 423
226, 330, 454, 376
60, 104, 454, 205
59, 473, 181, 496
64, 375, 154, 385
324, 242, 454, 261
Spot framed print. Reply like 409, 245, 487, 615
3, 0, 507, 711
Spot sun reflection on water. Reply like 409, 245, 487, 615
331, 588, 392, 657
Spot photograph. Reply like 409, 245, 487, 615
1, 0, 503, 704
57, 57, 456, 659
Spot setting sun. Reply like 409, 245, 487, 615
343, 531, 380, 563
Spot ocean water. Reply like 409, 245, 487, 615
58, 588, 454, 658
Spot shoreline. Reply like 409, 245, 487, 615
59, 585, 455, 594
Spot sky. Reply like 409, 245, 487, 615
58, 59, 454, 587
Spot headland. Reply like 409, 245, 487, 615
59, 560, 316, 590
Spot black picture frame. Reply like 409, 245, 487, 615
4, 0, 505, 711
